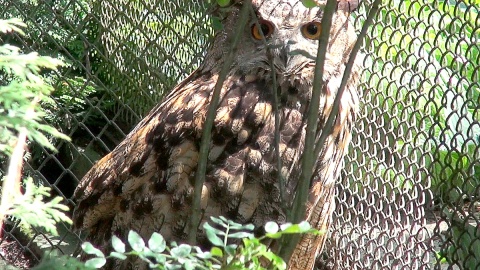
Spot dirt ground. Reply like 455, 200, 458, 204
0, 237, 37, 269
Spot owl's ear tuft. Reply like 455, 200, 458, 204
337, 0, 360, 12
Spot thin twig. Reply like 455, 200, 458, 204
291, 0, 337, 224
0, 98, 39, 237
278, 0, 381, 263
314, 0, 381, 158
278, 0, 338, 260
269, 35, 285, 213
249, 6, 288, 212
188, 0, 252, 244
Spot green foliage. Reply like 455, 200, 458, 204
354, 0, 480, 201
0, 19, 69, 155
353, 2, 479, 267
96, 0, 213, 123
215, 0, 231, 7
0, 18, 25, 35
439, 216, 480, 269
0, 17, 71, 238
4, 178, 72, 236
33, 251, 94, 270
76, 217, 319, 270
42, 75, 109, 131
2, 0, 93, 63
301, 0, 319, 8
1, 1, 118, 195
2, 0, 110, 141
397, 0, 479, 202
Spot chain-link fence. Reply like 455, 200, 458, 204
0, 0, 479, 269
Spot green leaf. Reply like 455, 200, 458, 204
228, 222, 254, 231
148, 262, 159, 269
224, 244, 237, 255
140, 248, 156, 258
110, 251, 127, 260
210, 216, 226, 227
302, 0, 318, 8
281, 221, 312, 234
211, 16, 224, 31
264, 232, 283, 239
216, 0, 230, 7
243, 223, 255, 231
203, 222, 224, 246
210, 246, 223, 257
243, 237, 260, 246
81, 242, 105, 257
280, 223, 293, 231
184, 260, 195, 270
170, 244, 192, 258
0, 18, 26, 35
227, 231, 253, 239
154, 253, 167, 264
84, 257, 107, 268
297, 221, 312, 232
263, 251, 287, 269
111, 235, 126, 253
218, 216, 230, 223
264, 222, 279, 234
148, 232, 166, 253
128, 231, 145, 252
194, 247, 212, 260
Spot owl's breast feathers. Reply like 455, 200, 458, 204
73, 67, 358, 257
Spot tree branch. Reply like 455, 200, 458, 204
188, 0, 252, 244
0, 98, 39, 236
314, 0, 381, 158
278, 0, 338, 261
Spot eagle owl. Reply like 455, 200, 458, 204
73, 0, 360, 269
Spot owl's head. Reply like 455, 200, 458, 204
205, 0, 359, 89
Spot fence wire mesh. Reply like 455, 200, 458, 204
0, 0, 479, 269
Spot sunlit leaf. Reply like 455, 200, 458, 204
170, 244, 192, 258
216, 0, 230, 7
302, 0, 318, 8
85, 257, 106, 268
128, 231, 145, 252
204, 222, 224, 246
227, 231, 253, 239
81, 242, 105, 257
112, 235, 126, 253
110, 251, 127, 260
264, 222, 279, 234
148, 232, 166, 253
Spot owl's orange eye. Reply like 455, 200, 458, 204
301, 22, 322, 40
251, 20, 274, 40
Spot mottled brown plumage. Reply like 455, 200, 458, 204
73, 0, 361, 269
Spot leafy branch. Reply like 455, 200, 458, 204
188, 0, 252, 244
0, 18, 72, 237
79, 217, 319, 270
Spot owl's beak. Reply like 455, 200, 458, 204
280, 39, 313, 73
279, 40, 294, 68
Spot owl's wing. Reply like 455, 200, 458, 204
73, 70, 208, 243
72, 71, 280, 250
